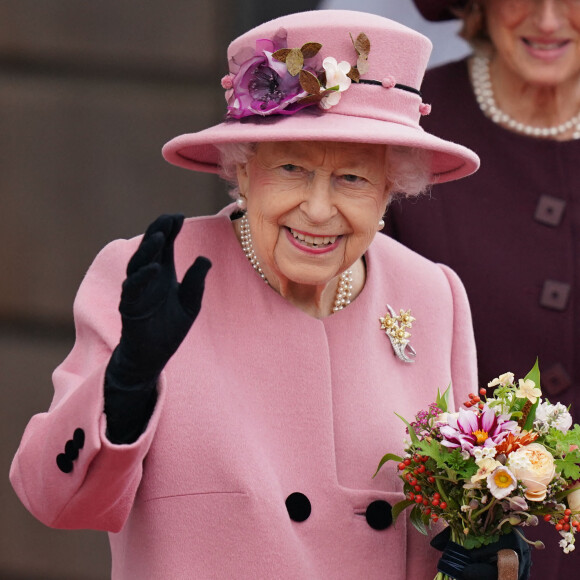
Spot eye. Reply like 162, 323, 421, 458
340, 174, 365, 184
282, 164, 300, 172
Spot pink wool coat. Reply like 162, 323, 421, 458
10, 204, 477, 579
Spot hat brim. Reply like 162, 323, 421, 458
162, 111, 479, 184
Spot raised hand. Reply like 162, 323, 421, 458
104, 214, 211, 443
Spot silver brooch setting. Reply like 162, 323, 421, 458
379, 305, 416, 364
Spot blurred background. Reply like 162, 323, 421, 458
0, 1, 317, 578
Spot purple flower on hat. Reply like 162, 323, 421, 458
226, 37, 314, 119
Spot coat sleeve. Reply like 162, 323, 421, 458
9, 238, 168, 532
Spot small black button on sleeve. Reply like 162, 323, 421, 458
365, 500, 393, 530
64, 440, 79, 461
56, 428, 86, 473
56, 453, 74, 474
73, 428, 85, 449
285, 492, 311, 522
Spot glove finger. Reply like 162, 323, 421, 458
120, 263, 161, 314
431, 527, 451, 551
179, 256, 212, 318
127, 231, 164, 276
142, 213, 182, 241
160, 214, 185, 270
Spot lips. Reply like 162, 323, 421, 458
521, 37, 571, 61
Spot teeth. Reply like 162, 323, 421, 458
290, 228, 337, 247
526, 40, 566, 50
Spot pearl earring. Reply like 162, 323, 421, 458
236, 196, 247, 210
378, 219, 385, 230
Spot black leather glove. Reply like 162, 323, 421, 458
104, 214, 211, 443
430, 527, 532, 580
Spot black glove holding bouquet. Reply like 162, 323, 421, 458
431, 527, 532, 580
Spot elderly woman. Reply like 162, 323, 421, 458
384, 0, 580, 577
10, 9, 500, 580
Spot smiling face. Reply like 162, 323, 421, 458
485, 0, 580, 87
236, 140, 391, 294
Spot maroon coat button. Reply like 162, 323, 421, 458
539, 280, 571, 311
534, 195, 566, 227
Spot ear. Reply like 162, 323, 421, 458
236, 162, 250, 196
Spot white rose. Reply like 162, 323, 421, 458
508, 443, 556, 501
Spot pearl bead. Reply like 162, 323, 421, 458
471, 55, 580, 140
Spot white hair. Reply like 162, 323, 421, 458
215, 141, 432, 199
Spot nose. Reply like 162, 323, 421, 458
533, 0, 565, 32
299, 174, 337, 224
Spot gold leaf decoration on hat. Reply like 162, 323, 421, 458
272, 48, 291, 62
347, 68, 360, 83
348, 32, 370, 79
273, 43, 322, 77
299, 70, 322, 95
285, 48, 304, 76
300, 42, 322, 59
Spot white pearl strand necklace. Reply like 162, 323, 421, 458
471, 54, 580, 140
239, 213, 353, 313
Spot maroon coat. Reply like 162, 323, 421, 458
385, 58, 580, 579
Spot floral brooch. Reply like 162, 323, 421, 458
222, 29, 371, 119
379, 305, 416, 364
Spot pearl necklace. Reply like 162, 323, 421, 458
471, 54, 580, 140
239, 213, 353, 313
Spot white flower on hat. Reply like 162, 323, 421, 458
319, 57, 352, 110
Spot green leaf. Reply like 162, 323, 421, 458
392, 499, 414, 523
417, 437, 445, 464
436, 385, 451, 413
395, 412, 420, 446
555, 457, 580, 480
522, 359, 541, 431
373, 453, 403, 478
409, 505, 428, 535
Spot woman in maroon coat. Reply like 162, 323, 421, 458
386, 1, 580, 577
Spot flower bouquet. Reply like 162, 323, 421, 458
375, 361, 580, 579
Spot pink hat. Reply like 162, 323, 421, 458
162, 10, 479, 184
